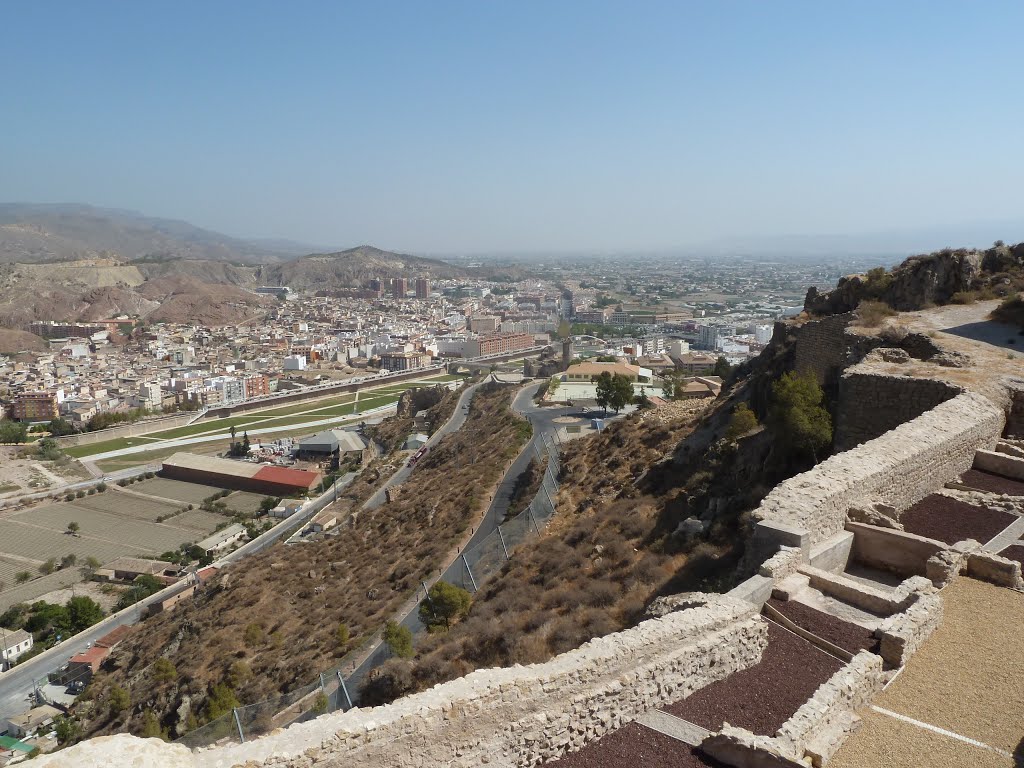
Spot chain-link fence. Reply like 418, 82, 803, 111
175, 432, 562, 747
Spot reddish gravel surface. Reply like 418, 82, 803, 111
547, 722, 726, 767
898, 494, 1016, 545
663, 623, 843, 735
958, 469, 1024, 497
998, 544, 1024, 569
766, 598, 880, 655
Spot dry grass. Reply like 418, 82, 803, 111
82, 384, 529, 739
364, 405, 710, 704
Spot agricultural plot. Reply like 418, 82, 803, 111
131, 478, 226, 505
72, 492, 182, 522
10, 506, 194, 556
174, 509, 230, 533
222, 492, 266, 516
0, 557, 27, 589
0, 568, 83, 613
0, 520, 134, 564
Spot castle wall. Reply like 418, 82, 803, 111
792, 313, 853, 386
754, 391, 1003, 547
38, 595, 768, 768
834, 371, 962, 451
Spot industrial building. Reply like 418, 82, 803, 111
295, 429, 367, 459
161, 453, 322, 496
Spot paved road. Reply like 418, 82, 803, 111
78, 402, 400, 462
343, 382, 584, 697
362, 383, 482, 511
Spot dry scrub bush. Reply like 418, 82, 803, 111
855, 300, 897, 327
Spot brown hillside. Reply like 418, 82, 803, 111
0, 328, 47, 353
82, 384, 530, 740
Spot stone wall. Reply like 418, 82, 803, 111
38, 595, 768, 768
55, 411, 197, 448
754, 391, 1003, 547
834, 371, 962, 451
792, 313, 854, 387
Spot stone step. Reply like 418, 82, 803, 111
635, 709, 711, 747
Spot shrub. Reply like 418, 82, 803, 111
767, 370, 832, 463
417, 581, 472, 631
152, 657, 177, 683
243, 623, 264, 647
725, 403, 758, 440
855, 300, 896, 326
335, 622, 350, 648
383, 619, 414, 658
108, 685, 130, 715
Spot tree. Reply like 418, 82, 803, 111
140, 710, 168, 740
593, 372, 635, 414
14, 571, 30, 584
661, 375, 676, 400
548, 376, 561, 397
54, 715, 81, 744
36, 437, 63, 461
767, 370, 833, 463
152, 657, 177, 684
108, 685, 131, 716
67, 596, 104, 632
67, 521, 80, 535
203, 683, 239, 721
726, 403, 759, 440
713, 356, 733, 380
47, 418, 76, 437
39, 558, 57, 575
383, 619, 414, 658
60, 554, 77, 569
230, 425, 237, 441
242, 432, 251, 453
418, 581, 472, 631
0, 420, 28, 444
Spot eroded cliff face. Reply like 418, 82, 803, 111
804, 242, 1024, 316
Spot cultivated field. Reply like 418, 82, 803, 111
0, 484, 231, 611
131, 478, 225, 505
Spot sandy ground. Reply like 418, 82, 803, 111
850, 299, 1024, 407
0, 446, 88, 497
839, 577, 1024, 765
831, 708, 1013, 768
31, 578, 124, 613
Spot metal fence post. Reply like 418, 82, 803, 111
496, 525, 510, 560
337, 671, 353, 710
461, 554, 479, 592
527, 508, 540, 533
233, 707, 245, 743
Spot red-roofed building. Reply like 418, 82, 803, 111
252, 465, 322, 495
196, 566, 219, 584
95, 625, 132, 650
66, 646, 110, 682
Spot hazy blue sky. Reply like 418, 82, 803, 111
3, 1, 1023, 253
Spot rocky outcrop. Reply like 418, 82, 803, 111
804, 245, 1024, 315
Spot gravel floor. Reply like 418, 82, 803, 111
998, 544, 1024, 569
959, 469, 1024, 497
663, 623, 843, 736
876, 577, 1024, 753
898, 494, 1016, 545
830, 709, 1013, 768
766, 598, 880, 655
546, 722, 726, 767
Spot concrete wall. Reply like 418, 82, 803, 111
754, 391, 1003, 547
38, 595, 768, 768
55, 412, 196, 448
834, 371, 962, 451
974, 449, 1024, 481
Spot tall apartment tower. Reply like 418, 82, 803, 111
392, 277, 408, 299
415, 278, 431, 299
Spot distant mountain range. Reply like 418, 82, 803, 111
0, 203, 322, 265
0, 204, 467, 335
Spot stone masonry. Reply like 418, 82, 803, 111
39, 595, 768, 768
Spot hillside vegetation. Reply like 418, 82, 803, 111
79, 383, 530, 740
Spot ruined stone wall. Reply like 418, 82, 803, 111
792, 313, 854, 386
755, 391, 1003, 546
834, 371, 962, 451
39, 596, 768, 768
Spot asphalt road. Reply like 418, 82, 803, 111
343, 382, 584, 698
362, 383, 482, 511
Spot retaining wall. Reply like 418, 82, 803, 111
38, 595, 768, 768
754, 391, 1003, 547
834, 372, 962, 451
55, 412, 195, 448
